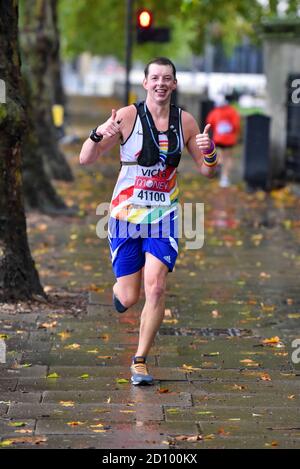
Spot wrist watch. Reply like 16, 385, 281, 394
89, 127, 103, 143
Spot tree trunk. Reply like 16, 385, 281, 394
21, 74, 75, 215
0, 1, 46, 301
19, 0, 73, 182
49, 0, 66, 108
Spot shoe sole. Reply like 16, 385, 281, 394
131, 377, 154, 386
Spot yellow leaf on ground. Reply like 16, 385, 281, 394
262, 336, 280, 345
46, 373, 60, 379
67, 421, 86, 426
163, 319, 178, 324
58, 332, 71, 340
8, 422, 26, 427
181, 364, 201, 372
59, 401, 75, 407
64, 343, 81, 350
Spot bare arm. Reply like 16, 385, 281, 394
182, 111, 218, 178
79, 106, 133, 165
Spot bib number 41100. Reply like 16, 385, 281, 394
132, 188, 170, 206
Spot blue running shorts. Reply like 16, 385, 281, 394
108, 216, 178, 278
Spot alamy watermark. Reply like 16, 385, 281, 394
0, 339, 6, 364
96, 201, 205, 250
0, 79, 6, 104
291, 338, 300, 365
291, 78, 300, 104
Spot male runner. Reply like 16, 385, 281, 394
79, 57, 218, 385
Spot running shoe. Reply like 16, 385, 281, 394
112, 292, 128, 313
130, 356, 154, 385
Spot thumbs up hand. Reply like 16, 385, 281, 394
195, 124, 213, 153
96, 109, 122, 139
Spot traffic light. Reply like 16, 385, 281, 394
136, 9, 170, 44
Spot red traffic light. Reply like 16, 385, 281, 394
137, 9, 153, 28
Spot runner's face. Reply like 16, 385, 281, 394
143, 64, 177, 104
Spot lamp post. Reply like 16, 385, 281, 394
124, 0, 133, 106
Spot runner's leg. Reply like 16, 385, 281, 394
113, 269, 142, 309
134, 252, 168, 358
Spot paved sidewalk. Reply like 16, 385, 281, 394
0, 100, 299, 449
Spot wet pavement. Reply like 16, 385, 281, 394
0, 96, 299, 449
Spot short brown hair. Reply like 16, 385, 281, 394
144, 57, 177, 80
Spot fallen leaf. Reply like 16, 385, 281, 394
181, 364, 201, 372
158, 388, 169, 394
64, 343, 81, 350
116, 378, 129, 384
240, 359, 260, 367
259, 272, 271, 279
0, 440, 13, 447
59, 401, 75, 407
164, 308, 172, 317
58, 332, 71, 340
260, 373, 272, 381
166, 408, 181, 414
260, 303, 275, 313
262, 336, 280, 345
15, 429, 33, 434
0, 436, 47, 446
218, 428, 230, 436
38, 321, 57, 329
265, 441, 279, 447
8, 422, 26, 428
46, 373, 60, 379
80, 374, 89, 379
67, 421, 86, 426
233, 384, 247, 391
163, 319, 178, 324
211, 310, 221, 318
196, 411, 213, 415
173, 434, 203, 442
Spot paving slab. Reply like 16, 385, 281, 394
8, 402, 164, 422
42, 389, 192, 407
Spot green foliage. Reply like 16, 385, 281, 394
58, 0, 300, 61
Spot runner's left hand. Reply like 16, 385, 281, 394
195, 124, 212, 153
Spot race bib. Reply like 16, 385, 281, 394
131, 167, 171, 207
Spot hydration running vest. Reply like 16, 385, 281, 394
124, 101, 182, 168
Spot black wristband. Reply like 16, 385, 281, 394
89, 127, 103, 143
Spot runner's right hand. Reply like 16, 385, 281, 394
96, 109, 122, 139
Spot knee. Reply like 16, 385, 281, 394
145, 278, 166, 302
120, 288, 140, 308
